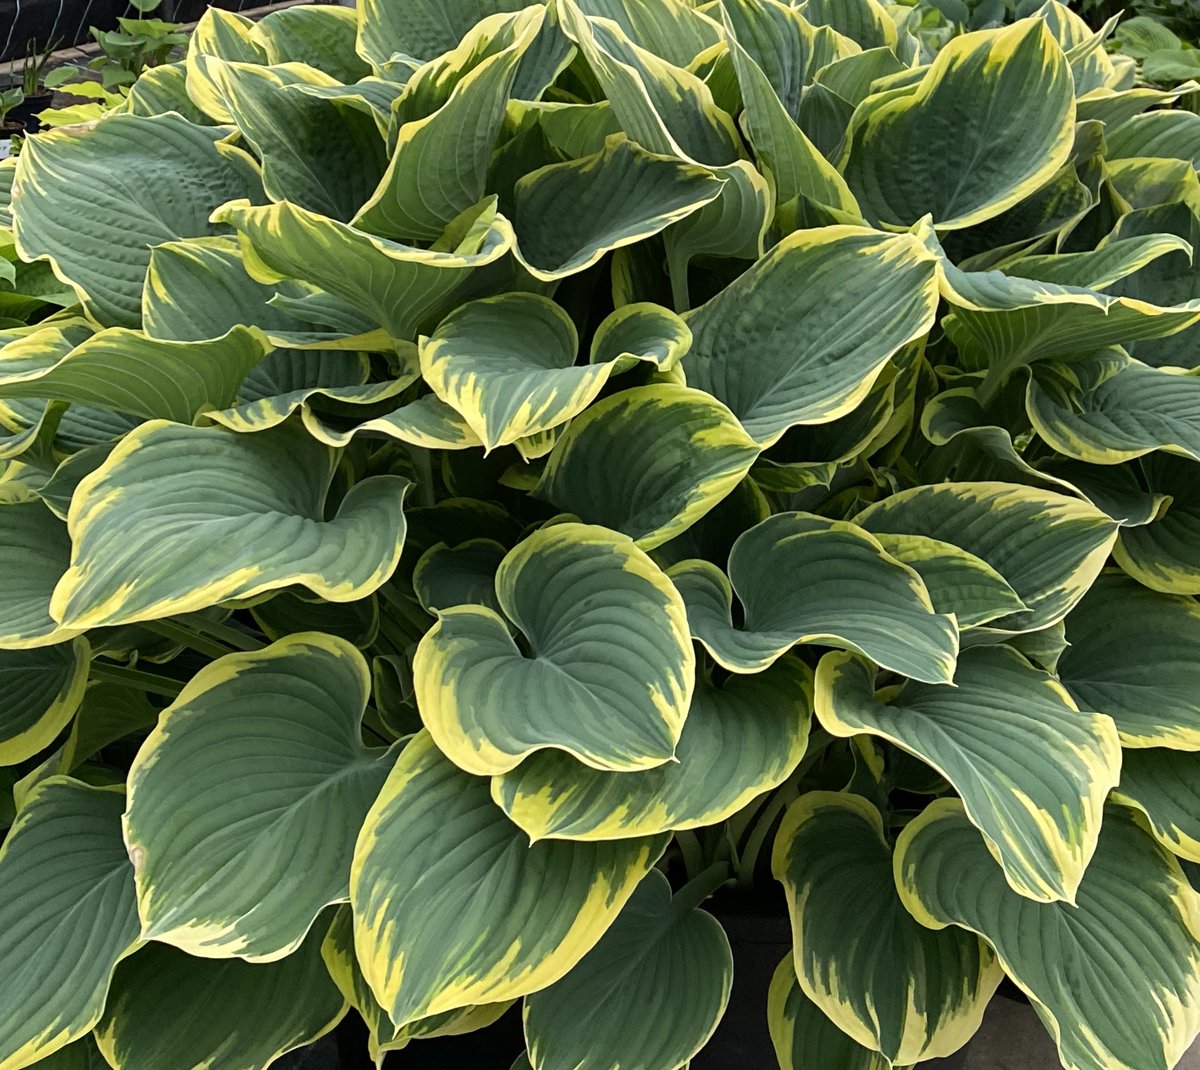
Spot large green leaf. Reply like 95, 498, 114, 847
354, 12, 539, 241
0, 778, 140, 1069
534, 384, 760, 550
1058, 570, 1200, 748
559, 0, 742, 168
855, 482, 1117, 634
494, 655, 812, 840
668, 513, 958, 683
719, 3, 861, 217
213, 196, 515, 341
682, 226, 938, 445
356, 0, 530, 65
0, 639, 89, 766
0, 323, 270, 423
512, 134, 725, 281
94, 929, 345, 1070
933, 240, 1200, 395
350, 731, 668, 1026
1117, 748, 1200, 863
816, 646, 1121, 902
12, 113, 262, 328
253, 5, 369, 82
1028, 355, 1200, 464
0, 495, 80, 650
1104, 203, 1200, 368
194, 56, 387, 222
773, 792, 1000, 1064
524, 870, 732, 1070
124, 634, 396, 962
321, 907, 510, 1064
897, 801, 1200, 1070
50, 421, 410, 630
768, 957, 891, 1070
1113, 455, 1200, 593
421, 295, 688, 451
841, 20, 1075, 229
413, 522, 692, 775
870, 533, 1027, 628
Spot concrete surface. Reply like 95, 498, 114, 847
955, 996, 1200, 1069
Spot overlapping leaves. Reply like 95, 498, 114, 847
0, 1, 1199, 1069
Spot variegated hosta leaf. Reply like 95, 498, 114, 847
716, 5, 861, 218
897, 801, 1200, 1070
842, 20, 1074, 230
422, 295, 691, 452
668, 513, 958, 683
0, 639, 89, 766
356, 0, 527, 65
773, 792, 1000, 1065
413, 522, 692, 775
816, 646, 1121, 902
0, 778, 140, 1069
855, 482, 1117, 634
1114, 455, 1200, 593
353, 10, 540, 241
525, 870, 732, 1070
0, 495, 80, 650
558, 0, 741, 168
124, 62, 212, 125
412, 539, 505, 616
187, 9, 267, 114
494, 656, 812, 841
12, 112, 262, 328
252, 4, 368, 82
870, 533, 1026, 628
534, 385, 760, 550
934, 242, 1200, 394
94, 929, 345, 1070
419, 294, 584, 450
1116, 749, 1200, 863
571, 0, 722, 66
1105, 204, 1200, 369
0, 323, 270, 423
350, 731, 668, 1027
212, 196, 514, 341
50, 421, 410, 630
767, 957, 891, 1070
193, 56, 387, 221
124, 634, 397, 962
143, 236, 298, 341
1028, 354, 1200, 464
512, 134, 725, 281
921, 387, 1173, 527
682, 226, 938, 446
1058, 570, 1200, 748
321, 907, 510, 1065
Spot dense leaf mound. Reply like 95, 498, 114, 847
2, 2, 1200, 1069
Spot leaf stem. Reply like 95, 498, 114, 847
673, 861, 733, 915
90, 662, 183, 698
176, 613, 265, 652
139, 618, 233, 660
674, 829, 707, 881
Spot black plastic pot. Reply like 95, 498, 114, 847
3, 91, 53, 134
691, 889, 792, 1069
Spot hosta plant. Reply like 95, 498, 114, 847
3, 1, 1200, 1069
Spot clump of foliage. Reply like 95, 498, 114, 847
2, 2, 1200, 1069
